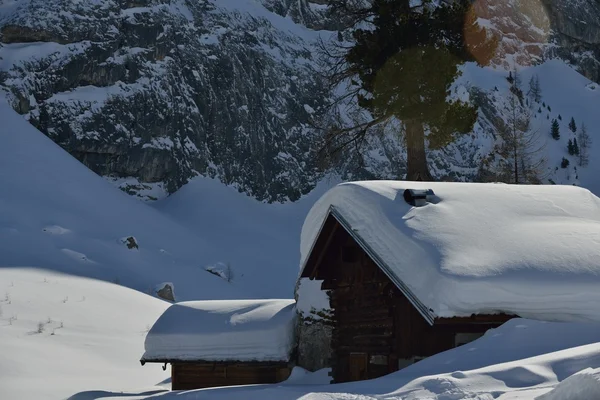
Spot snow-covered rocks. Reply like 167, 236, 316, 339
141, 299, 297, 363
300, 181, 600, 321
155, 282, 175, 302
119, 236, 139, 250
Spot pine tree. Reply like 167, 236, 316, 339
528, 74, 542, 103
561, 157, 570, 168
567, 139, 574, 155
578, 122, 592, 167
558, 114, 562, 121
322, 0, 495, 180
573, 137, 580, 155
569, 117, 577, 133
551, 119, 560, 140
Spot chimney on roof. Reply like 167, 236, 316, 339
403, 189, 435, 207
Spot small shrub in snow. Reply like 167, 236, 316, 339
561, 158, 570, 168
62, 296, 68, 303
47, 317, 52, 324
37, 322, 45, 333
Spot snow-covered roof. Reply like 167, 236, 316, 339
141, 299, 296, 363
299, 181, 600, 323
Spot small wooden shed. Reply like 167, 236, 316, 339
140, 299, 296, 390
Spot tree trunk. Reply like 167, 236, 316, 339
405, 120, 433, 181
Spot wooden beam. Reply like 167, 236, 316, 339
309, 217, 339, 280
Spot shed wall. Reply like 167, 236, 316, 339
171, 362, 291, 390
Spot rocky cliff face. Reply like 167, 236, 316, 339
0, 0, 599, 200
0, 0, 330, 201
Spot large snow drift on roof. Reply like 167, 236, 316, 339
142, 299, 296, 362
300, 181, 600, 321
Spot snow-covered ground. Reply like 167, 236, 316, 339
64, 318, 600, 400
0, 268, 170, 400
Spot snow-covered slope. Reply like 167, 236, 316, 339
0, 268, 170, 400
0, 92, 248, 301
457, 60, 600, 194
153, 176, 336, 297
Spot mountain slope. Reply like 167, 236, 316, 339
0, 92, 249, 301
0, 0, 331, 201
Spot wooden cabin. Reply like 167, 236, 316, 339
298, 192, 514, 383
300, 212, 513, 383
140, 299, 296, 390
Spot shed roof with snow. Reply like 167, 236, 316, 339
141, 299, 296, 364
299, 181, 600, 323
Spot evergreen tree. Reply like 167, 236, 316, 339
558, 114, 562, 121
573, 137, 580, 155
578, 122, 592, 167
551, 119, 560, 140
322, 0, 497, 180
567, 139, 574, 155
561, 157, 570, 168
569, 117, 577, 133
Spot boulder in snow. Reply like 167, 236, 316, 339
119, 236, 139, 250
156, 282, 175, 302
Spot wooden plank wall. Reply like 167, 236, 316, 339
172, 363, 291, 390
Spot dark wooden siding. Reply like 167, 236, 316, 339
171, 362, 291, 390
304, 215, 513, 384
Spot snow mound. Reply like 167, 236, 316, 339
142, 299, 296, 363
301, 181, 600, 321
537, 368, 600, 400
0, 268, 169, 400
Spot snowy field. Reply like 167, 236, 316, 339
66, 318, 600, 399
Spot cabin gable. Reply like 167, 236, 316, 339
299, 211, 513, 383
